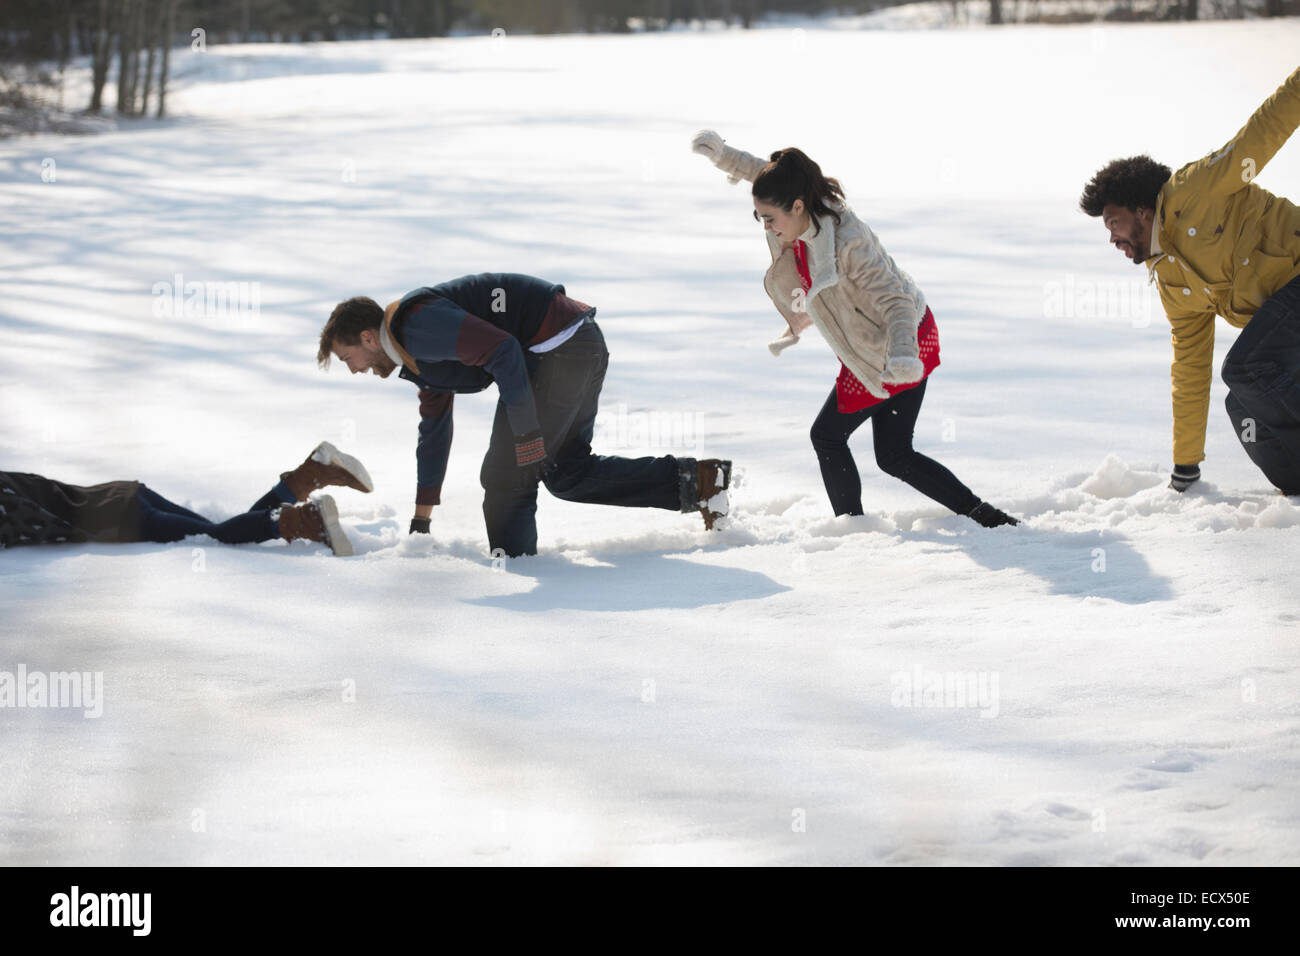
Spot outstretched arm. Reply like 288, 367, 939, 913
694, 130, 803, 355
691, 130, 768, 185
1180, 65, 1300, 198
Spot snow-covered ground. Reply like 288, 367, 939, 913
2, 19, 1298, 865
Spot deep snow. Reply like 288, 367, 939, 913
1, 18, 1299, 864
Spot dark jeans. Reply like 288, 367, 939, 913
480, 319, 688, 556
1221, 273, 1300, 494
810, 378, 980, 517
133, 481, 294, 544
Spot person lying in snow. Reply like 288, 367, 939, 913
0, 443, 370, 556
317, 273, 732, 558
1081, 66, 1300, 497
691, 132, 1018, 528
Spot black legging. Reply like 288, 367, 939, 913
809, 379, 980, 517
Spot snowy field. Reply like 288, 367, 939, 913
2, 19, 1299, 865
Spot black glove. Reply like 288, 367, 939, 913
409, 517, 431, 535
514, 430, 550, 484
1169, 464, 1201, 492
967, 501, 1019, 528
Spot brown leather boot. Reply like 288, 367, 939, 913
281, 442, 373, 500
277, 495, 353, 556
697, 459, 732, 531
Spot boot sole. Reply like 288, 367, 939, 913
314, 494, 353, 556
313, 441, 374, 493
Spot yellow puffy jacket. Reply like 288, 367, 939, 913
1146, 65, 1300, 466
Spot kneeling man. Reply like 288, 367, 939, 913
318, 273, 731, 556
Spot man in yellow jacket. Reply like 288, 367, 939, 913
1081, 66, 1300, 495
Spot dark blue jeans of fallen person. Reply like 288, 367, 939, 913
1221, 272, 1300, 494
479, 319, 690, 557
810, 377, 981, 517
133, 479, 296, 544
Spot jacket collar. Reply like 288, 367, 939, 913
380, 299, 420, 373
1144, 187, 1170, 279
767, 208, 841, 298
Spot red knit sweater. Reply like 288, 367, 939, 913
792, 238, 939, 413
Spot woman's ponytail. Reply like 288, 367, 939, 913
752, 148, 845, 234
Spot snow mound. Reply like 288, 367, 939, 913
1256, 499, 1300, 529
1078, 454, 1165, 499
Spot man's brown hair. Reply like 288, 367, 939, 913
318, 296, 384, 368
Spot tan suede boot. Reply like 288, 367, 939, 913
281, 442, 373, 500
697, 459, 732, 531
277, 495, 353, 556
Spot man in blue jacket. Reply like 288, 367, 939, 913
318, 273, 732, 557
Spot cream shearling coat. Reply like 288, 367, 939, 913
710, 141, 927, 400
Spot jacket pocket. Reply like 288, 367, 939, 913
1230, 250, 1296, 318
1159, 281, 1205, 314
843, 307, 885, 374
852, 304, 881, 326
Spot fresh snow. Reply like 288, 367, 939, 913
1, 19, 1298, 865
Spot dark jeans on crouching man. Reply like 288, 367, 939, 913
480, 318, 698, 557
1221, 273, 1300, 495
810, 378, 981, 517
133, 481, 292, 544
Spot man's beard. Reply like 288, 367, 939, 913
1130, 223, 1152, 263
1119, 232, 1151, 264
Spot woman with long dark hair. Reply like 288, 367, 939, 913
691, 131, 1017, 527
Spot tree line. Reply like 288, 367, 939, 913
1, 0, 1293, 119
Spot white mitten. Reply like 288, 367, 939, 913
882, 355, 924, 384
768, 330, 800, 356
691, 129, 742, 185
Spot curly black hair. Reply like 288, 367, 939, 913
1079, 155, 1172, 217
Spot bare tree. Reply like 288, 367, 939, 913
89, 0, 112, 111
156, 0, 176, 118
127, 0, 145, 113
141, 1, 159, 113
115, 0, 135, 113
